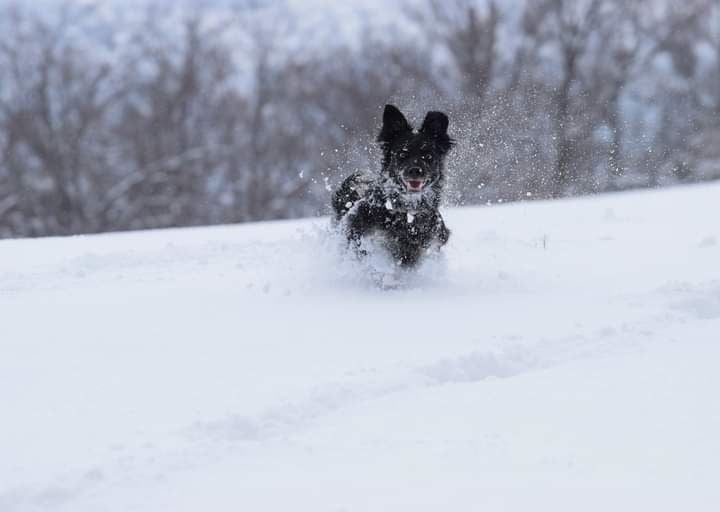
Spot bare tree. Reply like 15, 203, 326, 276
0, 3, 122, 235
411, 0, 499, 109
522, 0, 606, 197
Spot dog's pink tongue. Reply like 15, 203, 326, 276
409, 180, 424, 190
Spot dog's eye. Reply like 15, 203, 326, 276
397, 150, 408, 159
424, 154, 434, 161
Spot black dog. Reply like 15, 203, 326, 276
332, 104, 454, 268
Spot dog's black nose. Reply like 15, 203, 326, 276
405, 167, 425, 179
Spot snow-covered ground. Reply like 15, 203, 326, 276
2, 184, 719, 511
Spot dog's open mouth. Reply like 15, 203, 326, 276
403, 178, 426, 192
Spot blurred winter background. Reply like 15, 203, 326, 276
0, 0, 717, 239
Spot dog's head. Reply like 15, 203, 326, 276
377, 104, 454, 194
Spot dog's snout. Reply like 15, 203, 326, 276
405, 167, 425, 179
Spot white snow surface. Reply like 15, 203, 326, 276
2, 184, 720, 511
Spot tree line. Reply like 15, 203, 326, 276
1, 0, 718, 238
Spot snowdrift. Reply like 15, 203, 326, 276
2, 184, 719, 511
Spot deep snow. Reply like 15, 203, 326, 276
2, 184, 719, 511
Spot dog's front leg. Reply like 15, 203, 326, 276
344, 200, 378, 250
419, 211, 450, 254
435, 212, 451, 246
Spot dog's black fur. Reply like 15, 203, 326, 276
332, 104, 454, 268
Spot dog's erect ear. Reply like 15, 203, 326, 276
378, 104, 412, 144
420, 111, 449, 138
421, 111, 453, 153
